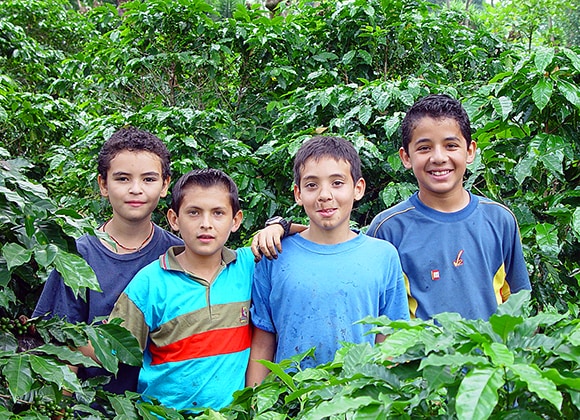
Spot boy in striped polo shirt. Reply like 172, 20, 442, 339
109, 168, 253, 411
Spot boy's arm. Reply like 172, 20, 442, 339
246, 327, 276, 387
251, 221, 308, 262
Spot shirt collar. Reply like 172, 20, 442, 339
159, 245, 237, 273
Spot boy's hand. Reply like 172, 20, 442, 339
251, 225, 285, 262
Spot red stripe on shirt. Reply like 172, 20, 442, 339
149, 325, 251, 365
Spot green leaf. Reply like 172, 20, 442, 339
491, 96, 513, 120
535, 223, 560, 257
534, 47, 554, 73
557, 80, 580, 107
358, 104, 372, 125
572, 207, 580, 241
33, 343, 100, 367
29, 354, 83, 394
255, 386, 283, 414
53, 251, 101, 297
488, 313, 524, 341
108, 394, 139, 417
482, 342, 514, 366
531, 77, 553, 112
85, 326, 119, 375
34, 243, 59, 267
2, 243, 33, 271
563, 47, 580, 72
511, 363, 562, 410
302, 395, 376, 418
3, 354, 33, 401
96, 322, 142, 366
456, 367, 503, 420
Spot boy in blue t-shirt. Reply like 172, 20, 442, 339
247, 136, 409, 386
367, 94, 531, 320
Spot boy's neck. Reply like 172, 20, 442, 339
101, 217, 155, 254
418, 188, 470, 213
176, 248, 224, 282
300, 225, 357, 245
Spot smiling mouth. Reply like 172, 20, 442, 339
429, 170, 452, 176
318, 208, 336, 216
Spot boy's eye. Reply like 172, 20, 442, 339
214, 210, 225, 216
305, 182, 317, 189
115, 176, 129, 182
188, 210, 199, 216
144, 177, 158, 182
332, 180, 345, 186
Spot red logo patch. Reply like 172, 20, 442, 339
431, 270, 440, 280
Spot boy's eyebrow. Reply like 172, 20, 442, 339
111, 170, 161, 177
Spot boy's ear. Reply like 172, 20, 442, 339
230, 210, 243, 233
97, 174, 109, 197
466, 141, 477, 164
353, 177, 366, 201
399, 147, 412, 169
293, 184, 303, 206
167, 208, 179, 232
160, 177, 171, 198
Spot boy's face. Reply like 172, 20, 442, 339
167, 184, 242, 259
98, 150, 170, 224
294, 156, 365, 242
399, 116, 476, 206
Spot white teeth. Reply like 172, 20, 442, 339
431, 170, 450, 176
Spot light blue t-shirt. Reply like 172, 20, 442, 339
251, 232, 409, 369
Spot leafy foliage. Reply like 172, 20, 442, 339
0, 0, 578, 417
212, 291, 580, 420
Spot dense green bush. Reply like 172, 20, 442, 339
0, 0, 578, 417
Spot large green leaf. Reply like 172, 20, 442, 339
95, 322, 142, 367
557, 80, 580, 107
531, 77, 553, 112
2, 243, 33, 271
511, 363, 562, 410
482, 342, 514, 367
85, 327, 118, 375
33, 343, 100, 367
491, 96, 513, 120
3, 354, 33, 400
534, 47, 554, 73
302, 395, 376, 419
53, 250, 101, 297
572, 207, 580, 241
456, 367, 503, 420
535, 223, 560, 257
29, 354, 83, 394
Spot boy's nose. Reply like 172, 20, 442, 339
318, 185, 333, 201
129, 181, 143, 194
430, 146, 447, 163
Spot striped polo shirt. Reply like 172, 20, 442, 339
109, 246, 253, 411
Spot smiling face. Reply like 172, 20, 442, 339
400, 116, 476, 210
98, 150, 170, 224
167, 184, 242, 261
294, 156, 365, 244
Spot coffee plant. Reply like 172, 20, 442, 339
0, 0, 578, 417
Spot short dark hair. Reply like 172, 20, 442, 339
97, 127, 171, 181
401, 94, 472, 154
293, 136, 362, 186
170, 168, 240, 216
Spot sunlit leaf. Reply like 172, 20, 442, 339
2, 243, 33, 271
3, 354, 33, 400
53, 251, 101, 297
531, 77, 553, 112
534, 47, 554, 73
511, 363, 562, 410
456, 367, 503, 420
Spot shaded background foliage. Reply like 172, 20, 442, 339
0, 0, 579, 417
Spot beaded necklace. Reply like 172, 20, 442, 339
102, 220, 154, 252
